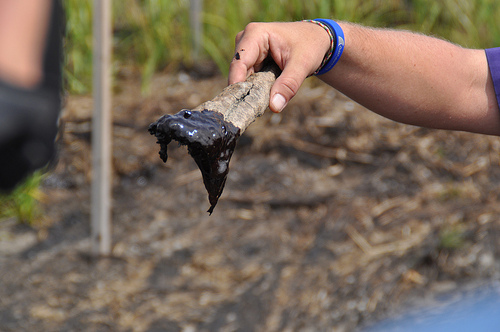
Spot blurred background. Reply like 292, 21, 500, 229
63, 0, 500, 93
1, 0, 500, 331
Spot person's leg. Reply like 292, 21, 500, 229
0, 0, 64, 191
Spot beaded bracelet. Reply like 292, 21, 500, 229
303, 19, 345, 76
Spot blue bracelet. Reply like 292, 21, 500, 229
313, 19, 345, 76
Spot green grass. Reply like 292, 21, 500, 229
0, 171, 46, 225
63, 0, 500, 94
439, 224, 467, 250
64, 0, 93, 94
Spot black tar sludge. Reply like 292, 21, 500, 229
149, 109, 240, 214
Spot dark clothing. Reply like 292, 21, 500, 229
0, 0, 64, 191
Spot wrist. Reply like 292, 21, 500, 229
302, 20, 331, 61
303, 19, 345, 76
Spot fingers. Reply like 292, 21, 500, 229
228, 56, 253, 85
228, 21, 330, 113
228, 23, 270, 85
269, 58, 310, 113
228, 31, 249, 84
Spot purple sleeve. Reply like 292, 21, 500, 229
486, 47, 500, 110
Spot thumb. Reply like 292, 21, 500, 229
269, 63, 309, 113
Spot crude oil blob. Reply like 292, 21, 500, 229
149, 109, 240, 214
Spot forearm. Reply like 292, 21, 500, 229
0, 0, 52, 87
320, 22, 500, 135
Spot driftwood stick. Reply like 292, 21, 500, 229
193, 60, 281, 132
149, 59, 281, 214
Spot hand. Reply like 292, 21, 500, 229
228, 21, 331, 113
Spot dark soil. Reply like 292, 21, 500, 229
1, 70, 500, 332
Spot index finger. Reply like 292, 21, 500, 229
228, 23, 271, 85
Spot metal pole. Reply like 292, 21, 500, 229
190, 0, 203, 60
91, 0, 112, 256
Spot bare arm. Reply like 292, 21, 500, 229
229, 21, 500, 136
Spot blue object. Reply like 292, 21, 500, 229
362, 287, 500, 332
486, 47, 500, 111
314, 19, 345, 76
